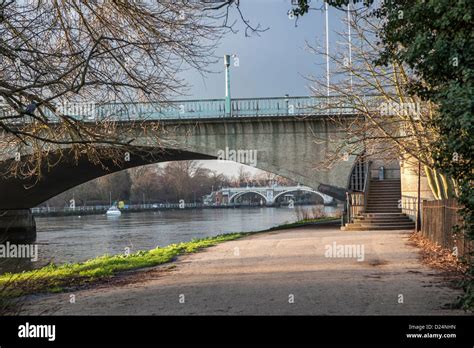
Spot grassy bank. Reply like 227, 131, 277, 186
0, 217, 338, 300
0, 233, 247, 299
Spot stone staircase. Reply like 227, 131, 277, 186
342, 178, 415, 231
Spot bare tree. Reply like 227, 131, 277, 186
306, 6, 457, 199
0, 0, 263, 181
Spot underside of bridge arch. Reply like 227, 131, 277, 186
0, 147, 215, 210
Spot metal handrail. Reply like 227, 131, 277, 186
0, 95, 389, 123
401, 195, 418, 219
363, 161, 372, 212
344, 159, 371, 225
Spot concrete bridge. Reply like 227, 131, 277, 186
205, 184, 334, 206
0, 95, 360, 242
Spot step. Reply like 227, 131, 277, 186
360, 213, 407, 218
367, 199, 401, 203
355, 214, 411, 219
370, 179, 401, 182
342, 225, 414, 231
343, 223, 415, 228
353, 218, 413, 223
355, 214, 410, 219
366, 208, 400, 212
369, 182, 401, 185
370, 182, 401, 185
370, 181, 401, 184
366, 208, 402, 211
353, 222, 415, 228
369, 189, 401, 193
369, 189, 401, 192
368, 198, 400, 202
367, 194, 401, 198
368, 197, 401, 200
366, 205, 401, 208
368, 190, 401, 193
369, 181, 401, 185
368, 193, 401, 196
366, 201, 400, 205
353, 220, 413, 225
369, 194, 401, 197
367, 197, 401, 200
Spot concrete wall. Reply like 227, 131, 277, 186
400, 158, 435, 220
157, 117, 356, 191
400, 159, 435, 201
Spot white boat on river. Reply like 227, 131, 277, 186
106, 206, 122, 216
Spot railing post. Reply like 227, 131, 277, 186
346, 191, 351, 224
416, 160, 421, 232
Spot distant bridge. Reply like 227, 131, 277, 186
206, 184, 334, 206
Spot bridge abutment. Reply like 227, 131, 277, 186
0, 209, 36, 244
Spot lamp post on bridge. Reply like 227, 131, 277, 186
224, 54, 232, 117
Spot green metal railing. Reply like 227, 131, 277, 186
91, 96, 357, 120
1, 95, 359, 123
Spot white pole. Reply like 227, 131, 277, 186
325, 1, 330, 98
224, 55, 231, 117
347, 3, 353, 91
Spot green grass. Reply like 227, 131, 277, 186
0, 217, 339, 299
0, 232, 247, 298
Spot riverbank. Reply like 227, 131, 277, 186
0, 218, 338, 300
17, 221, 467, 315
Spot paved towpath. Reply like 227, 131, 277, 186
21, 224, 465, 315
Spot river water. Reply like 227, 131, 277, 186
1, 205, 339, 274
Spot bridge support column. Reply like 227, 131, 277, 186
0, 210, 36, 244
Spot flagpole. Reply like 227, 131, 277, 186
325, 1, 330, 98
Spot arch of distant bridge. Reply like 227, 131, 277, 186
272, 188, 328, 204
228, 188, 331, 205
229, 191, 269, 204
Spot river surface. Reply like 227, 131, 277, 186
1, 206, 339, 274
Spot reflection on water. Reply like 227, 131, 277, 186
1, 206, 339, 274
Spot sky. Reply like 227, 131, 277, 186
182, 0, 348, 99
176, 0, 349, 177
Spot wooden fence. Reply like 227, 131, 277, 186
421, 198, 471, 260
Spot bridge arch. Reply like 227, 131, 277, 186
272, 188, 331, 205
0, 147, 215, 210
229, 191, 268, 204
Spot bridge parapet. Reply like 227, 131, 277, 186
0, 95, 367, 123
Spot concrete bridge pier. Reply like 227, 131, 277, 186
0, 210, 36, 244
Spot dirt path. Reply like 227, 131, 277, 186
20, 225, 465, 315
